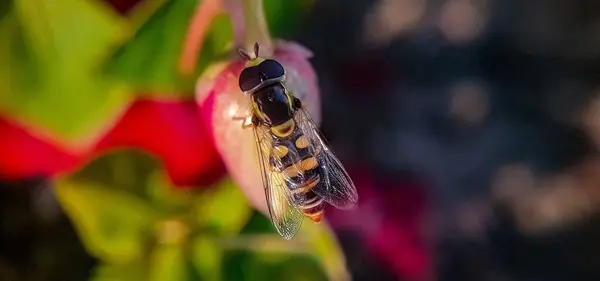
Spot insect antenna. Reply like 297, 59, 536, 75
238, 48, 253, 60
253, 42, 260, 58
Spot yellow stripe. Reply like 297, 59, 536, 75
271, 119, 295, 137
282, 156, 318, 178
272, 146, 288, 158
295, 135, 310, 149
282, 164, 300, 178
286, 88, 294, 110
252, 101, 266, 122
300, 156, 318, 171
246, 57, 265, 67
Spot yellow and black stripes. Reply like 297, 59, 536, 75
299, 188, 325, 223
269, 128, 326, 223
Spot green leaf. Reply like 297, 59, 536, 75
146, 170, 196, 214
70, 149, 163, 198
62, 148, 202, 218
89, 262, 145, 281
240, 210, 280, 235
54, 149, 166, 264
70, 148, 203, 214
195, 178, 253, 235
148, 244, 191, 281
105, 0, 233, 96
0, 0, 11, 20
192, 236, 222, 281
264, 0, 314, 38
54, 178, 157, 264
222, 249, 328, 281
299, 223, 351, 281
0, 0, 132, 145
237, 212, 351, 281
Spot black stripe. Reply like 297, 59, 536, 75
289, 169, 319, 186
304, 189, 318, 201
301, 193, 320, 208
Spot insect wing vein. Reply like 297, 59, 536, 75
253, 124, 304, 239
294, 108, 359, 209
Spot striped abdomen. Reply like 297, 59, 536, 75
269, 121, 325, 223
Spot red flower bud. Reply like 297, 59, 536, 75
196, 40, 321, 214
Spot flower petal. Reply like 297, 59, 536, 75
0, 115, 80, 180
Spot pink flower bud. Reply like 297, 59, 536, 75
196, 40, 321, 214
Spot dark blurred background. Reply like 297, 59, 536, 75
2, 0, 600, 281
297, 0, 600, 280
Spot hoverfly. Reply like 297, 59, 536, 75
234, 42, 358, 240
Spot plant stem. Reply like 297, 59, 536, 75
179, 0, 223, 75
242, 0, 273, 57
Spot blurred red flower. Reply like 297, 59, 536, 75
328, 166, 433, 281
94, 98, 226, 187
0, 116, 80, 180
0, 97, 226, 189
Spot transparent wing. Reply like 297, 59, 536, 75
253, 124, 304, 239
294, 108, 359, 210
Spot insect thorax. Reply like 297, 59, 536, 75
252, 83, 295, 128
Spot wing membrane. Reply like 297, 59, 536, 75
294, 108, 359, 209
253, 124, 304, 239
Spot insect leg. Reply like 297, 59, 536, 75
241, 117, 254, 129
232, 115, 255, 129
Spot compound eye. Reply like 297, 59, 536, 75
259, 59, 285, 80
238, 66, 262, 92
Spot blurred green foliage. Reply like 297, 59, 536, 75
0, 0, 131, 145
0, 0, 311, 145
55, 149, 346, 281
104, 0, 233, 96
1, 0, 347, 279
0, 0, 12, 19
264, 0, 313, 38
